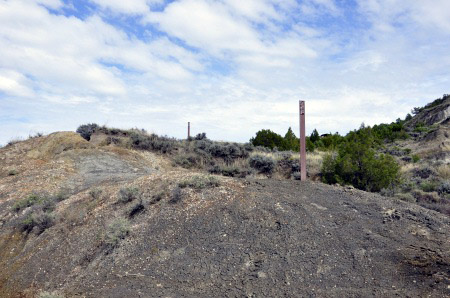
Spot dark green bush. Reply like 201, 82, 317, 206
250, 129, 286, 150
76, 123, 99, 141
321, 131, 400, 192
194, 133, 207, 140
248, 154, 275, 174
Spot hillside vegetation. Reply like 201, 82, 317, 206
0, 95, 449, 297
249, 94, 450, 215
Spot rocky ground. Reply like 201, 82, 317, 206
0, 133, 449, 297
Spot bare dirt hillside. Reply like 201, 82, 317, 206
404, 95, 450, 162
0, 133, 449, 297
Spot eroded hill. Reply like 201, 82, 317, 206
0, 131, 449, 297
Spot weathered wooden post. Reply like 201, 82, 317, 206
188, 122, 190, 140
299, 101, 307, 181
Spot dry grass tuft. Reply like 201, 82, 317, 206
26, 132, 91, 159
436, 164, 450, 180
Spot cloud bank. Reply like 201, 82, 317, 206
0, 0, 449, 144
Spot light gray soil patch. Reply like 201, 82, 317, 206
64, 152, 154, 192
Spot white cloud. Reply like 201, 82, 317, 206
0, 69, 33, 97
356, 0, 450, 32
89, 0, 163, 14
36, 0, 64, 10
0, 0, 449, 146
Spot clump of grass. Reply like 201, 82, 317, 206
38, 291, 64, 298
208, 164, 251, 178
28, 132, 43, 139
436, 164, 450, 180
21, 210, 54, 234
169, 186, 183, 204
129, 131, 176, 153
12, 190, 70, 234
7, 138, 22, 146
89, 188, 103, 200
173, 153, 201, 169
412, 154, 420, 163
8, 169, 18, 176
412, 189, 440, 203
13, 193, 46, 212
248, 154, 276, 174
13, 191, 70, 212
438, 181, 450, 195
178, 175, 220, 189
53, 191, 70, 202
117, 187, 140, 204
105, 218, 130, 248
420, 181, 438, 192
128, 200, 145, 218
394, 193, 416, 203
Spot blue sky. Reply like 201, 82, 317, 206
0, 0, 449, 145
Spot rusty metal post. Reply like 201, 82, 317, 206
188, 122, 190, 140
299, 101, 307, 181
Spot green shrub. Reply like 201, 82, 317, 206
403, 148, 412, 154
412, 154, 420, 163
21, 210, 54, 234
208, 164, 251, 178
13, 194, 45, 211
420, 181, 437, 192
76, 123, 99, 141
173, 154, 201, 169
248, 154, 275, 174
178, 175, 220, 189
321, 132, 400, 192
117, 187, 140, 204
129, 131, 176, 153
105, 218, 130, 248
250, 129, 286, 150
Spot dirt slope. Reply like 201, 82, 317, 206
0, 134, 449, 297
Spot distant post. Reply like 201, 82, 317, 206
299, 101, 307, 181
188, 122, 190, 140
